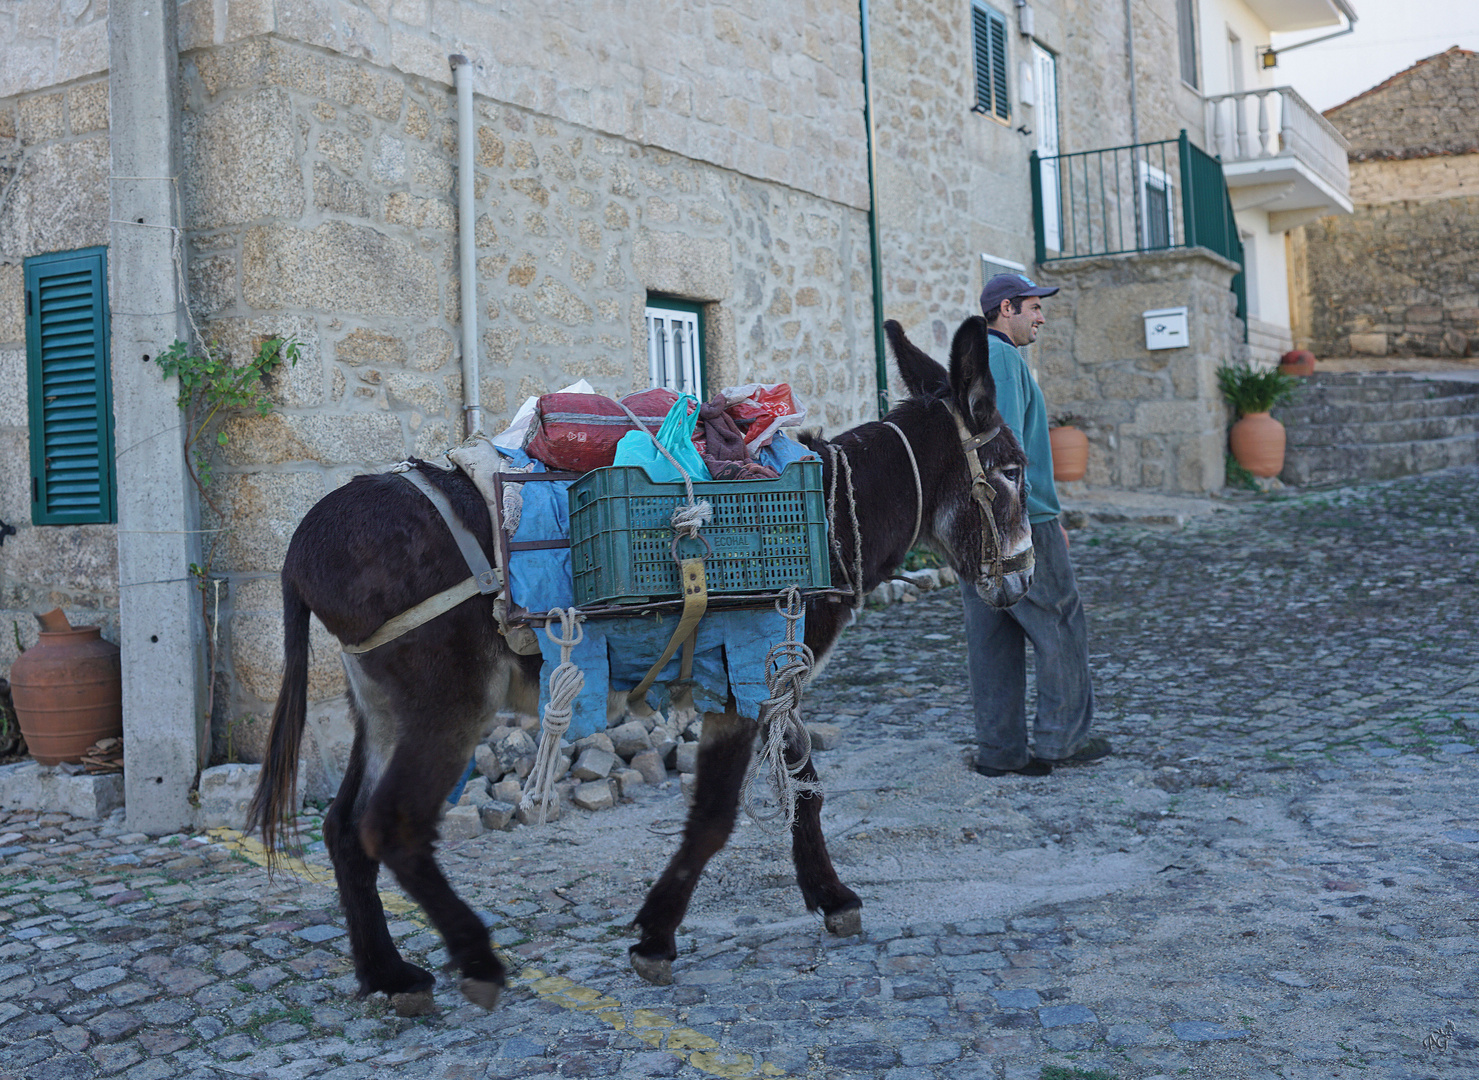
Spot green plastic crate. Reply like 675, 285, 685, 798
568, 460, 831, 606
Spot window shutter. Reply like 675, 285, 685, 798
25, 247, 117, 525
989, 12, 1010, 120
972, 8, 995, 113
971, 5, 1010, 121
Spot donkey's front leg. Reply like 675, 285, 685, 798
788, 742, 863, 937
630, 707, 757, 985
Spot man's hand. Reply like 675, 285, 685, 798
1060, 522, 1070, 550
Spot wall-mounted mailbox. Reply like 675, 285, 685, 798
1143, 307, 1189, 350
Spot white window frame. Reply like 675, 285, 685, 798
1033, 42, 1061, 253
645, 303, 703, 398
1137, 161, 1176, 250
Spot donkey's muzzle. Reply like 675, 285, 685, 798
974, 566, 1033, 607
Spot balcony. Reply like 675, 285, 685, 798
1030, 132, 1248, 320
1204, 86, 1353, 231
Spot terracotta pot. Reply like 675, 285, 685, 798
1229, 411, 1287, 478
1279, 349, 1316, 377
1049, 425, 1089, 482
8, 608, 123, 766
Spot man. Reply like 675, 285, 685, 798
963, 272, 1109, 777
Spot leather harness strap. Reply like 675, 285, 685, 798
947, 409, 1035, 586
342, 468, 499, 655
627, 556, 708, 702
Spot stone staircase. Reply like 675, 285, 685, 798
1276, 372, 1479, 487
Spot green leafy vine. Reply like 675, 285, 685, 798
153, 336, 299, 727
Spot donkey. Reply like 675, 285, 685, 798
248, 315, 1033, 1012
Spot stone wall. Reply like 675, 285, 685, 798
172, 34, 875, 781
1324, 47, 1479, 161
163, 0, 869, 211
0, 77, 117, 672
1293, 190, 1479, 360
1348, 153, 1479, 206
1031, 247, 1239, 493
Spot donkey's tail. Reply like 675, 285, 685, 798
246, 575, 311, 866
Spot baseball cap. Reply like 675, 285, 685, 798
979, 272, 1059, 316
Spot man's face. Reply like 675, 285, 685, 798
1000, 296, 1046, 347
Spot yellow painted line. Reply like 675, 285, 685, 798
208, 828, 787, 1079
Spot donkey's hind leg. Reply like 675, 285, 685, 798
789, 735, 863, 937
631, 707, 758, 985
324, 730, 437, 1014
359, 722, 505, 1011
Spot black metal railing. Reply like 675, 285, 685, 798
1031, 130, 1246, 322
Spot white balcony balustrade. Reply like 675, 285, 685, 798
1204, 86, 1353, 231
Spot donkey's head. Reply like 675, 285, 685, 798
885, 317, 1034, 607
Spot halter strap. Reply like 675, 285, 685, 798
946, 407, 1034, 587
882, 421, 923, 554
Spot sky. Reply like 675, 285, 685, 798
1269, 0, 1479, 112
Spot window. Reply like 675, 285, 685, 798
1227, 29, 1245, 92
1176, 0, 1199, 88
645, 298, 704, 399
1138, 162, 1176, 250
971, 3, 1010, 122
25, 246, 117, 525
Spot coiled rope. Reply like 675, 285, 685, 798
741, 586, 822, 831
521, 608, 584, 823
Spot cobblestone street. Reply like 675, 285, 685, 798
3, 467, 1477, 1080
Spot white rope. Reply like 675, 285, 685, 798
520, 608, 584, 823
882, 421, 923, 553
741, 587, 822, 832
824, 444, 866, 612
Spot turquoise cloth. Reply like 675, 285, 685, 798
499, 437, 812, 737
986, 329, 1061, 524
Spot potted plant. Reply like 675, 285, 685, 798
1216, 362, 1299, 479
1048, 414, 1089, 482
1279, 349, 1316, 377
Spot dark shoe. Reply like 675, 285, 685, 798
1049, 736, 1113, 766
974, 757, 1053, 777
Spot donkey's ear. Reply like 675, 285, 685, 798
948, 316, 1000, 428
885, 319, 948, 399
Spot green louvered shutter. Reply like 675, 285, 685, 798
25, 247, 117, 525
989, 11, 1010, 120
971, 5, 1011, 122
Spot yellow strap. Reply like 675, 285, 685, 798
628, 558, 708, 702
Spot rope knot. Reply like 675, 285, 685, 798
742, 587, 822, 831
521, 609, 585, 822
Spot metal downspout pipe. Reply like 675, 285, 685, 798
859, 0, 889, 418
450, 55, 483, 437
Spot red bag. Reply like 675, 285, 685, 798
724, 383, 804, 447
525, 388, 679, 472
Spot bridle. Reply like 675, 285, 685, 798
948, 407, 1035, 588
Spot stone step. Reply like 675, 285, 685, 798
1283, 410, 1479, 449
1276, 372, 1479, 486
1277, 388, 1479, 427
1281, 375, 1479, 408
1280, 434, 1479, 487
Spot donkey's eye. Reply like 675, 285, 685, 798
1001, 467, 1022, 484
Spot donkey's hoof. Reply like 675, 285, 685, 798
629, 951, 673, 986
824, 905, 863, 938
391, 989, 437, 1017
458, 976, 503, 1010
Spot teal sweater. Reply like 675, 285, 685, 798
987, 329, 1061, 524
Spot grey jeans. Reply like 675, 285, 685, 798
960, 518, 1095, 770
